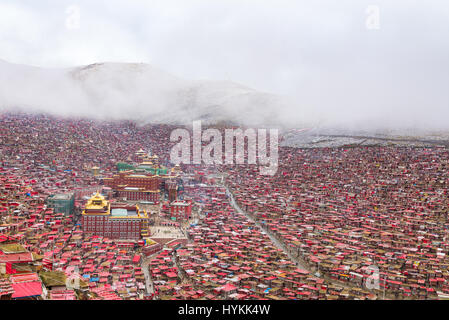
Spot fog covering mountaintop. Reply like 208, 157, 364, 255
0, 58, 448, 133
1, 1, 449, 132
0, 59, 300, 127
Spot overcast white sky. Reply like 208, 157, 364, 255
0, 0, 448, 128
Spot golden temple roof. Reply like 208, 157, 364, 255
82, 192, 110, 215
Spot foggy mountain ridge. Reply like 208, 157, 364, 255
0, 59, 292, 127
1, 59, 448, 138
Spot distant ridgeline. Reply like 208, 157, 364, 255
116, 162, 168, 175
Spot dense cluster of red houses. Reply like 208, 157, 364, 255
164, 182, 375, 300
0, 113, 178, 299
3, 113, 449, 300
225, 147, 449, 299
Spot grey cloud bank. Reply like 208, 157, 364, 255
0, 59, 290, 127
0, 0, 448, 130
